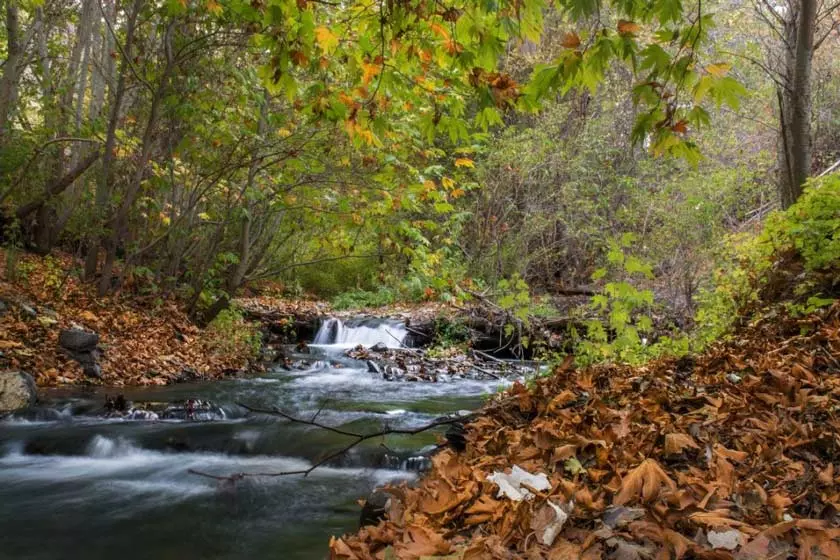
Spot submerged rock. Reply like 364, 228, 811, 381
0, 371, 37, 413
160, 399, 225, 421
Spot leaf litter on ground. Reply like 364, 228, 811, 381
331, 302, 840, 559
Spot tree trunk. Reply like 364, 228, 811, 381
85, 0, 143, 280
0, 0, 22, 144
97, 18, 176, 296
778, 0, 817, 209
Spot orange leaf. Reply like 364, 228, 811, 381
664, 433, 698, 455
561, 32, 581, 49
614, 459, 676, 505
618, 20, 641, 34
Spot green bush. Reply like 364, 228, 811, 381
693, 173, 840, 341
205, 306, 262, 359
331, 287, 397, 310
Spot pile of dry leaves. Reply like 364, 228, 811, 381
331, 303, 840, 559
0, 251, 261, 386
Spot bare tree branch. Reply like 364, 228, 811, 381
188, 404, 472, 481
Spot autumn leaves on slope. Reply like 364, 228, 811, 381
0, 251, 266, 386
332, 303, 840, 559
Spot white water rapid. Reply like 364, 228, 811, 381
312, 317, 408, 348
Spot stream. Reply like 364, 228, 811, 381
0, 319, 515, 560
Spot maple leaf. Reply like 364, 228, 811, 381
561, 32, 581, 49
707, 63, 732, 77
315, 26, 339, 53
671, 119, 688, 134
394, 525, 451, 558
617, 20, 641, 34
663, 433, 699, 455
290, 50, 308, 67
613, 459, 676, 505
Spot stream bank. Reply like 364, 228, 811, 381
1, 319, 529, 559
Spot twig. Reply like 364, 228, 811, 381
472, 349, 506, 364
471, 365, 502, 380
188, 405, 474, 481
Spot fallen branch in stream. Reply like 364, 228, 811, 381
187, 404, 475, 482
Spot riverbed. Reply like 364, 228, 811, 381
0, 320, 513, 559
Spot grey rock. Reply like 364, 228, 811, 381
59, 329, 99, 353
359, 490, 392, 528
369, 342, 389, 353
83, 363, 102, 379
366, 360, 381, 375
0, 371, 37, 413
19, 303, 37, 320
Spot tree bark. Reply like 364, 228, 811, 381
778, 0, 817, 209
97, 18, 176, 296
0, 0, 22, 144
85, 0, 143, 280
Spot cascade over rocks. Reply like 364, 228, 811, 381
0, 370, 37, 413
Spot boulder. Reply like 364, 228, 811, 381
0, 371, 37, 413
359, 490, 392, 528
58, 329, 99, 353
369, 342, 389, 353
58, 329, 102, 378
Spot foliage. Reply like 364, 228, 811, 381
205, 306, 262, 359
426, 317, 471, 357
572, 234, 656, 366
0, 250, 253, 385
693, 173, 840, 342
335, 300, 840, 558
331, 287, 398, 310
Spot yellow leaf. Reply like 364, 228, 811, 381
361, 62, 380, 85
206, 0, 223, 15
429, 22, 450, 40
707, 63, 732, 77
454, 158, 474, 168
315, 26, 338, 53
614, 459, 676, 505
441, 176, 455, 189
664, 433, 699, 455
451, 188, 466, 198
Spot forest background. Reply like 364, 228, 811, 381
1, 0, 839, 368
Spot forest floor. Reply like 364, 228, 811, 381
0, 249, 465, 386
331, 302, 840, 559
0, 250, 322, 386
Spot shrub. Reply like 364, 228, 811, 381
332, 287, 397, 310
693, 173, 840, 341
205, 306, 262, 359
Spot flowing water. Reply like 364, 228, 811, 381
0, 318, 514, 560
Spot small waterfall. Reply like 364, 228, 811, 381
313, 317, 408, 348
